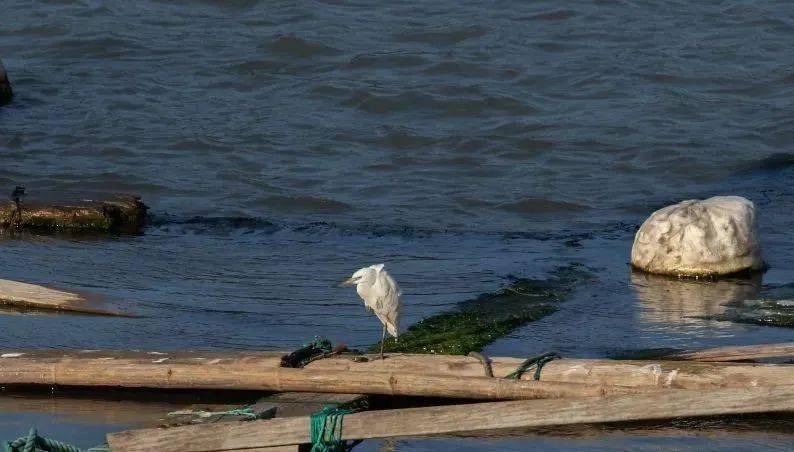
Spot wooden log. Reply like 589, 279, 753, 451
306, 353, 794, 389
0, 279, 134, 316
0, 352, 654, 400
106, 385, 794, 451
669, 342, 794, 362
0, 195, 147, 232
0, 350, 790, 393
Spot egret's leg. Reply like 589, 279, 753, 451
380, 325, 386, 360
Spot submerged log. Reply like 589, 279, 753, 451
0, 59, 11, 105
0, 195, 147, 232
106, 385, 794, 451
0, 279, 134, 316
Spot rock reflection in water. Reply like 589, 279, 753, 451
630, 271, 762, 328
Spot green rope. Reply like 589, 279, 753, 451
4, 428, 84, 452
282, 337, 335, 368
504, 352, 561, 380
310, 405, 362, 452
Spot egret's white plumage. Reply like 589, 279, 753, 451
341, 264, 402, 358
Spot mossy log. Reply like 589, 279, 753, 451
0, 195, 147, 232
0, 59, 11, 105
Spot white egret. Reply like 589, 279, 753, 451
340, 264, 402, 359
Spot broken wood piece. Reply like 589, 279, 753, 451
0, 279, 134, 316
0, 194, 147, 232
106, 385, 794, 451
668, 342, 794, 362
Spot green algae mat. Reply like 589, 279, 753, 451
375, 264, 592, 355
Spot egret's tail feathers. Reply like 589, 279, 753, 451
386, 322, 399, 338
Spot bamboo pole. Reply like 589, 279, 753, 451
669, 342, 794, 362
0, 279, 133, 316
0, 354, 653, 400
0, 350, 790, 392
306, 353, 794, 389
107, 385, 794, 451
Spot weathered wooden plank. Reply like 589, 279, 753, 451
0, 279, 133, 316
106, 385, 794, 451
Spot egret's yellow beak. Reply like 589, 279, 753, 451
338, 277, 356, 287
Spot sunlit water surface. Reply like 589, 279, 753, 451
1, 0, 794, 449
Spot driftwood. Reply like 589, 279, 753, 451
0, 279, 134, 316
0, 195, 147, 232
106, 385, 794, 451
668, 342, 794, 362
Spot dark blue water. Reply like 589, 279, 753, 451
1, 0, 794, 449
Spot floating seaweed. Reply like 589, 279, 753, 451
376, 264, 591, 355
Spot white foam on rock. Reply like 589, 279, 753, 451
631, 196, 763, 277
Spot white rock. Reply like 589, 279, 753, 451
631, 196, 763, 277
